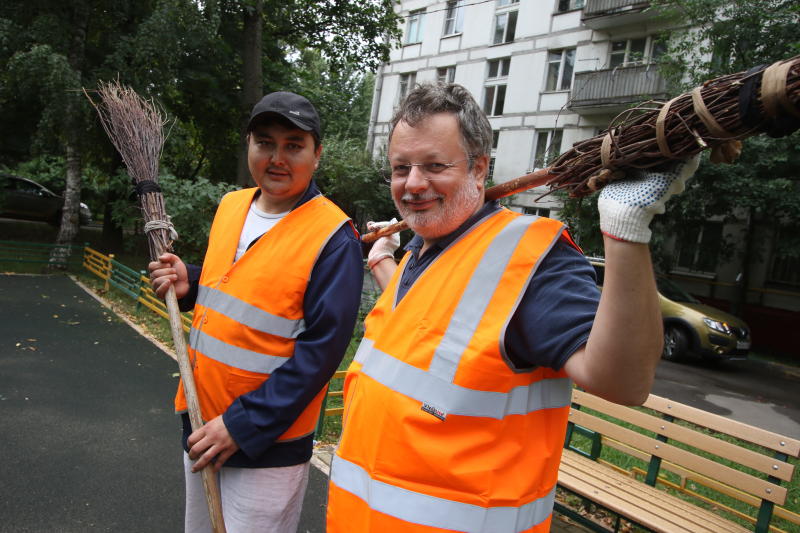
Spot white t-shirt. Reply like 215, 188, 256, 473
234, 201, 289, 261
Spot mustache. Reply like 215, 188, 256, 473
400, 193, 442, 203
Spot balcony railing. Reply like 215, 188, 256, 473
582, 0, 652, 29
569, 64, 668, 114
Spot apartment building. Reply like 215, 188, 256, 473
366, 0, 672, 218
366, 0, 800, 353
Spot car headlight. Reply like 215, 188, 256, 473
703, 317, 732, 335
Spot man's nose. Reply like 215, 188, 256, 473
404, 165, 429, 193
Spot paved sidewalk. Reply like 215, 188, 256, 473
0, 274, 183, 532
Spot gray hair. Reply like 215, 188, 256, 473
389, 83, 493, 163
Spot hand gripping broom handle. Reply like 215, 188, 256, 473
361, 168, 554, 244
85, 81, 226, 533
163, 285, 226, 533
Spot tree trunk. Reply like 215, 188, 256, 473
49, 1, 89, 268
236, 0, 263, 186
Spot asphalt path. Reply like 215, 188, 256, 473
651, 357, 800, 439
0, 274, 329, 532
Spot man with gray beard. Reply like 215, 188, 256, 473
327, 82, 698, 533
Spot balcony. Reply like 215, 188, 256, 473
568, 64, 668, 115
582, 0, 653, 29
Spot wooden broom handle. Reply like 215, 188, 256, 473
361, 168, 555, 244
164, 286, 226, 533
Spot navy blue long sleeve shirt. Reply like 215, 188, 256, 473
400, 201, 600, 371
179, 181, 364, 467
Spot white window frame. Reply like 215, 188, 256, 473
405, 9, 425, 44
524, 206, 551, 217
487, 57, 511, 79
532, 129, 563, 169
437, 66, 456, 84
398, 72, 417, 103
556, 0, 585, 12
483, 85, 507, 116
443, 0, 465, 36
608, 35, 666, 69
496, 0, 519, 6
545, 48, 575, 91
492, 10, 517, 44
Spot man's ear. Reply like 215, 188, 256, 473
472, 154, 490, 191
315, 144, 323, 169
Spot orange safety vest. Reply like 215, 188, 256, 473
175, 188, 352, 442
328, 209, 575, 533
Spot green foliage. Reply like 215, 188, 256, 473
315, 135, 396, 232
555, 190, 604, 257
292, 49, 376, 141
652, 0, 800, 87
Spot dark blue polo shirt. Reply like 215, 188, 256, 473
399, 200, 600, 370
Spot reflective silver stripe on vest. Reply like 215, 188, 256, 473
189, 328, 290, 374
331, 454, 555, 532
355, 338, 572, 419
197, 285, 306, 339
429, 215, 536, 383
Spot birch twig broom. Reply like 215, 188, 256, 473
85, 81, 226, 533
363, 55, 800, 244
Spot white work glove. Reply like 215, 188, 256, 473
598, 155, 700, 243
367, 218, 400, 269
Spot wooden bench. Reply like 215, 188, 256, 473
556, 389, 800, 532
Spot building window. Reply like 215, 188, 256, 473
497, 0, 519, 5
609, 36, 666, 68
557, 0, 585, 12
484, 85, 506, 116
493, 10, 517, 44
545, 49, 575, 91
398, 72, 416, 103
533, 129, 563, 169
768, 226, 799, 286
675, 222, 722, 273
488, 157, 496, 180
443, 0, 465, 36
405, 9, 425, 44
492, 130, 500, 149
524, 206, 551, 217
437, 66, 456, 84
487, 57, 511, 79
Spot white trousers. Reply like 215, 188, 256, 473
183, 453, 310, 533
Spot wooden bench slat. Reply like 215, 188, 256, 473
568, 409, 788, 504
559, 451, 749, 533
572, 390, 795, 481
643, 394, 800, 457
562, 451, 750, 532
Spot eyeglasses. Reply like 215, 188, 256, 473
383, 158, 472, 183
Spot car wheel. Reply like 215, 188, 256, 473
662, 326, 688, 362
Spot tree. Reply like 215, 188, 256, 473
1, 1, 159, 263
561, 0, 800, 301
649, 0, 800, 311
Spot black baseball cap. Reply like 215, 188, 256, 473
247, 91, 321, 140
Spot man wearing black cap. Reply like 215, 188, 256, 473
149, 91, 363, 532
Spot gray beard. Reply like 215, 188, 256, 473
397, 174, 482, 240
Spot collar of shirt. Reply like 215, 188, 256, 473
404, 200, 502, 260
397, 200, 502, 302
245, 179, 321, 252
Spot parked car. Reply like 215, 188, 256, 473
0, 173, 92, 225
589, 258, 751, 362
